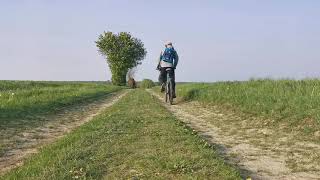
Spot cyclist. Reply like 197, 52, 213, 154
157, 41, 179, 98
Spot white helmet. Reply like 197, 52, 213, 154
165, 41, 173, 47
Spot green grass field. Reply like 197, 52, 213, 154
4, 79, 320, 179
176, 79, 320, 134
2, 90, 241, 179
0, 81, 122, 129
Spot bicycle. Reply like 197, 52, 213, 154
164, 68, 174, 105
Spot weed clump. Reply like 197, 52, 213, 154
140, 79, 155, 89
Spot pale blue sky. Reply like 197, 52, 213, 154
1, 0, 319, 82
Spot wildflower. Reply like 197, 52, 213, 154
11, 93, 15, 96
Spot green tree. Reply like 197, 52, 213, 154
95, 31, 147, 85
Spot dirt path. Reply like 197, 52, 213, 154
148, 89, 320, 180
0, 90, 129, 175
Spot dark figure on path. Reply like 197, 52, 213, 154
157, 41, 179, 98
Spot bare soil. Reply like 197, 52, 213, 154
148, 90, 320, 180
0, 90, 128, 175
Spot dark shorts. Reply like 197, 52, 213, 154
158, 67, 175, 91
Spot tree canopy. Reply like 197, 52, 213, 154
96, 31, 147, 85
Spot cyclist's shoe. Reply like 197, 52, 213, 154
173, 93, 176, 98
160, 83, 165, 92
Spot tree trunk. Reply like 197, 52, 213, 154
111, 69, 127, 86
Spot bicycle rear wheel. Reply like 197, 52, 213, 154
164, 82, 168, 103
168, 81, 173, 105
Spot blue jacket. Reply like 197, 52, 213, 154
160, 47, 179, 68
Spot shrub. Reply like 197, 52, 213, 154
140, 79, 155, 89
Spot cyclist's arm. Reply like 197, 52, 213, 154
157, 51, 163, 69
159, 51, 163, 63
173, 51, 179, 68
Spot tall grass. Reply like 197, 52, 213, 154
0, 81, 122, 128
177, 79, 320, 130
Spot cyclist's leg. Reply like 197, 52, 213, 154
173, 69, 176, 96
168, 68, 176, 98
159, 68, 167, 92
